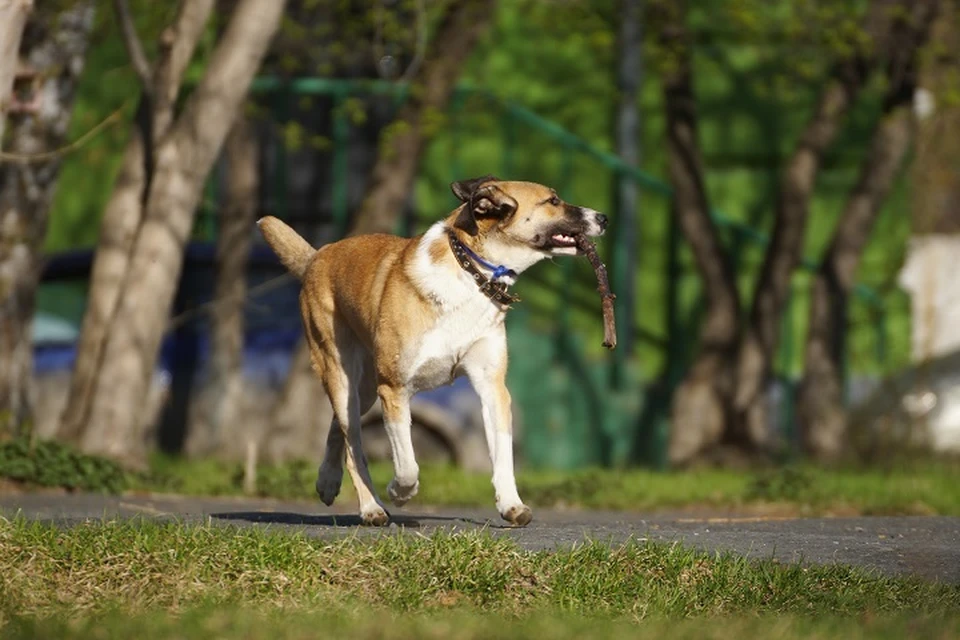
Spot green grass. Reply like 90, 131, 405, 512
6, 606, 960, 639
3, 437, 959, 516
138, 455, 960, 516
1, 518, 958, 639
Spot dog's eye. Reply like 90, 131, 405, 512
548, 196, 561, 206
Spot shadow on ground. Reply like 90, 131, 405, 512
210, 511, 508, 529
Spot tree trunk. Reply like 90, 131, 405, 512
268, 0, 494, 459
184, 116, 258, 457
77, 0, 286, 463
733, 77, 867, 447
732, 0, 917, 447
656, 0, 742, 465
799, 0, 939, 461
351, 0, 495, 234
0, 2, 94, 437
0, 0, 33, 149
58, 0, 216, 443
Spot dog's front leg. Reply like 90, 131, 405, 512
465, 350, 532, 527
379, 384, 420, 506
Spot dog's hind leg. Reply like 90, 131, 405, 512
322, 352, 389, 526
307, 309, 385, 523
309, 344, 345, 507
379, 383, 419, 506
316, 420, 345, 506
315, 359, 380, 507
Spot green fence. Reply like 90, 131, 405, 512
200, 76, 891, 469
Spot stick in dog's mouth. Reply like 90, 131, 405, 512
574, 234, 617, 349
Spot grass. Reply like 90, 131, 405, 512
3, 437, 960, 516
6, 606, 960, 639
138, 454, 960, 516
1, 518, 958, 639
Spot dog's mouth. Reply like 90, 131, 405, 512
538, 229, 586, 256
550, 232, 579, 248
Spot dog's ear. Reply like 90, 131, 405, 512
450, 175, 499, 202
453, 182, 518, 236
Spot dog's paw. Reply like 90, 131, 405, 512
500, 504, 533, 527
315, 466, 343, 506
387, 478, 419, 506
360, 506, 391, 527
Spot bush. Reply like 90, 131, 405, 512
0, 438, 128, 494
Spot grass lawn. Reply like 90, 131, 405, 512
1, 518, 958, 639
138, 455, 960, 516
3, 437, 960, 515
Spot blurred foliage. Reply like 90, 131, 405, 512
0, 437, 128, 494
43, 0, 936, 378
746, 466, 815, 502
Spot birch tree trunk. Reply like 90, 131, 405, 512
0, 0, 33, 149
77, 0, 286, 463
58, 0, 216, 442
0, 2, 94, 437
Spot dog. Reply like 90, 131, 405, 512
257, 176, 607, 526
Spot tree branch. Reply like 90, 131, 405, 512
151, 0, 216, 139
112, 0, 152, 94
352, 0, 494, 235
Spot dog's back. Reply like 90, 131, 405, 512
257, 217, 415, 342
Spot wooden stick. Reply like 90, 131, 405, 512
576, 235, 617, 349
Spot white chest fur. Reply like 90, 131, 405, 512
403, 224, 509, 390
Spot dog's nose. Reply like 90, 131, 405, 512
596, 213, 608, 230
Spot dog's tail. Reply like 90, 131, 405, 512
257, 216, 315, 280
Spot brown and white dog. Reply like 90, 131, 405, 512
257, 176, 607, 526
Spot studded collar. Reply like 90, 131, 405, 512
446, 231, 521, 307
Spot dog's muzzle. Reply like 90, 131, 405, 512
581, 208, 608, 237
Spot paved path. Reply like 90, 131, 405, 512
2, 492, 958, 584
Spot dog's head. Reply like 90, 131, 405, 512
450, 176, 607, 257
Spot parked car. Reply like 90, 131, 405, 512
32, 241, 489, 471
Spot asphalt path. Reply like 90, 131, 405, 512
2, 492, 958, 584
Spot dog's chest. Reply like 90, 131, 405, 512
405, 296, 504, 391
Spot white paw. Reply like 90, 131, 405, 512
360, 505, 390, 526
499, 503, 533, 527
